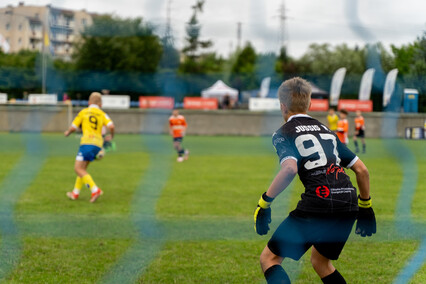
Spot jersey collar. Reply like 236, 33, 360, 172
287, 113, 311, 122
89, 104, 100, 109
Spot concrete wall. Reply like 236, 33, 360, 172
1, 105, 425, 138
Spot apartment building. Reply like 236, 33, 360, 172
0, 2, 93, 60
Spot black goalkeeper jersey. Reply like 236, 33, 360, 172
272, 114, 359, 214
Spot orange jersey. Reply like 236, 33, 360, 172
354, 116, 365, 131
169, 115, 187, 138
337, 119, 349, 144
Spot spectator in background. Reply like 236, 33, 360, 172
353, 110, 366, 153
222, 94, 231, 109
337, 109, 349, 145
76, 93, 82, 106
327, 107, 339, 132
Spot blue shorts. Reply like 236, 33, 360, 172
173, 137, 183, 142
76, 145, 102, 162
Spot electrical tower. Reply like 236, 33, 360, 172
164, 0, 174, 46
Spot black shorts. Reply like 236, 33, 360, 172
173, 137, 183, 142
268, 210, 357, 261
355, 129, 365, 138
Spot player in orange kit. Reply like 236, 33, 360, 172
336, 109, 349, 145
169, 109, 189, 162
353, 110, 366, 153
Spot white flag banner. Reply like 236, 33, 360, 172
0, 34, 10, 53
383, 68, 398, 107
358, 68, 375, 101
329, 67, 346, 106
259, 77, 271, 98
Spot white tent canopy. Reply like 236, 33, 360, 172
201, 80, 238, 101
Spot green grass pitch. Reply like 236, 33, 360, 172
0, 133, 424, 283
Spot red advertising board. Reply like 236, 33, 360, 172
338, 100, 373, 112
139, 96, 174, 109
184, 97, 218, 110
309, 99, 329, 111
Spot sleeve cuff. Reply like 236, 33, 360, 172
280, 156, 297, 165
347, 156, 359, 168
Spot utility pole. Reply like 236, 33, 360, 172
236, 22, 242, 50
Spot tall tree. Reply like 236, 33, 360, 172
275, 46, 298, 76
180, 0, 215, 73
392, 31, 426, 76
230, 42, 258, 90
0, 50, 40, 96
73, 15, 162, 73
297, 43, 366, 75
412, 32, 426, 75
391, 43, 416, 74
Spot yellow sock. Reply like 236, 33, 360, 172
73, 177, 83, 195
81, 174, 98, 193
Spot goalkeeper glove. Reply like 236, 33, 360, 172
355, 196, 377, 237
254, 192, 274, 235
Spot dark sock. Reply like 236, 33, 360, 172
362, 144, 366, 152
178, 149, 185, 156
321, 269, 346, 284
264, 265, 291, 284
354, 140, 359, 151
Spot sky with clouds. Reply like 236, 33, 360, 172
1, 0, 425, 58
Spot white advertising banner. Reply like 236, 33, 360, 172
358, 68, 375, 101
0, 93, 7, 103
383, 69, 398, 107
28, 94, 58, 104
329, 67, 346, 106
259, 77, 271, 98
249, 98, 280, 111
101, 95, 130, 109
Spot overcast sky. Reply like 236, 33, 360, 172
1, 0, 425, 58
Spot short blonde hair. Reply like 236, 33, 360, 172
278, 77, 312, 113
88, 92, 102, 105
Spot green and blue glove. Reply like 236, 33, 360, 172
356, 196, 377, 237
254, 192, 274, 235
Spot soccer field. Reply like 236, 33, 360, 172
0, 133, 425, 283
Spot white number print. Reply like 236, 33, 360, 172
319, 133, 341, 165
295, 134, 340, 170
